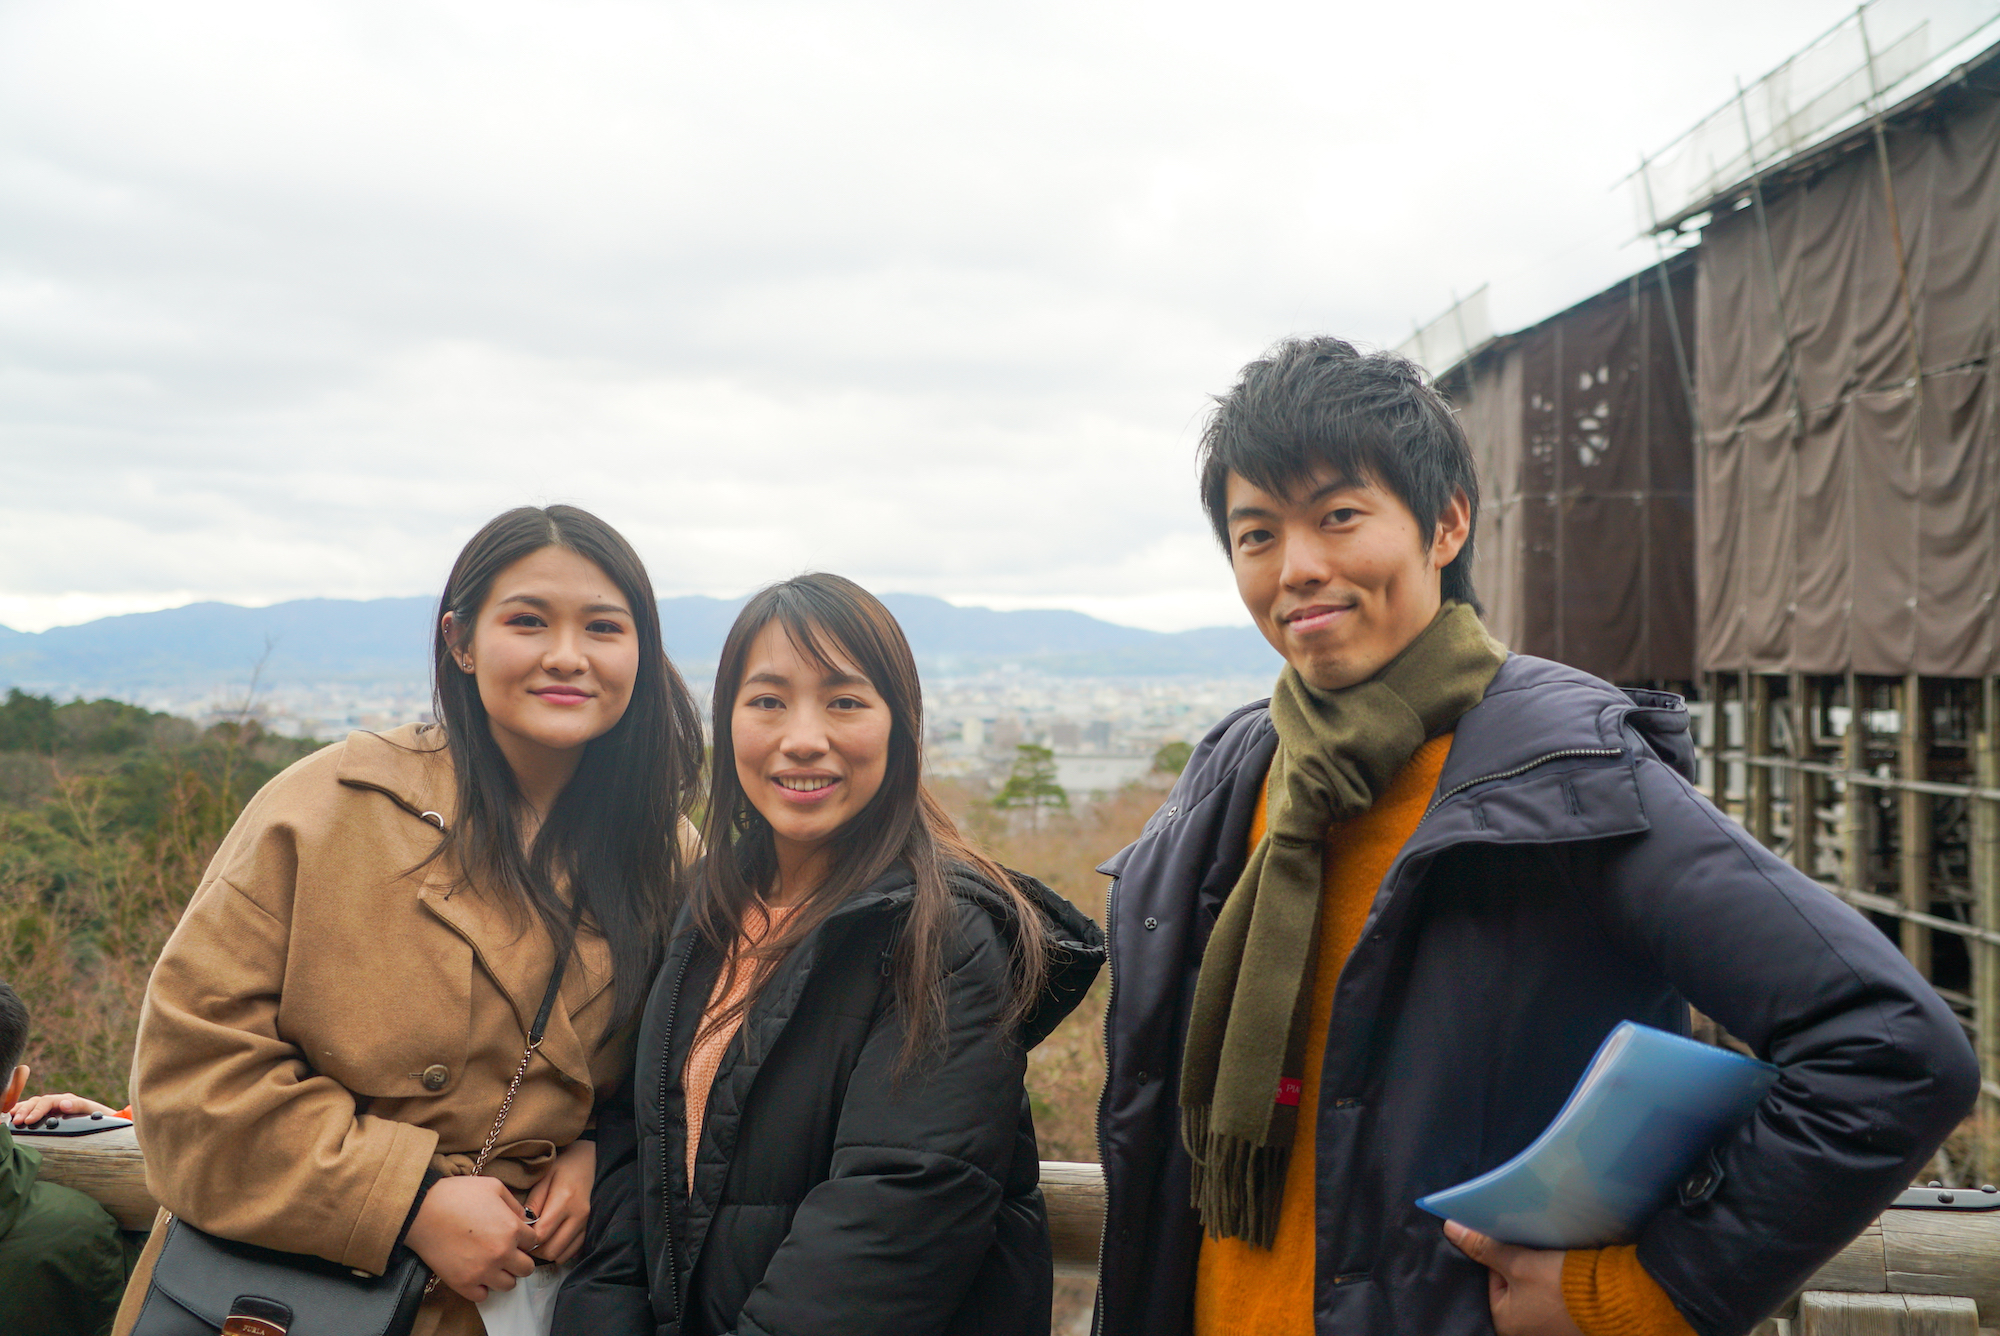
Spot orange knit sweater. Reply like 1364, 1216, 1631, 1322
1190, 736, 1692, 1336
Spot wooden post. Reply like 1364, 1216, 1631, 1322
1749, 672, 1775, 848
1797, 1292, 1977, 1335
1900, 674, 1931, 976
1845, 674, 1869, 900
1791, 672, 1819, 878
1725, 674, 1744, 819
1878, 1208, 2000, 1315
25, 1126, 154, 1230
1041, 1160, 1107, 1280
1703, 671, 1727, 805
1976, 676, 2000, 1174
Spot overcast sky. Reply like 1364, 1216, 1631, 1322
1, 0, 1875, 633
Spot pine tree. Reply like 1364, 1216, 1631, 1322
993, 743, 1068, 827
1151, 739, 1194, 776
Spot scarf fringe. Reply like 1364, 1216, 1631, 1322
1181, 1104, 1289, 1249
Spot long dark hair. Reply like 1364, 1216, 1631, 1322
694, 573, 1048, 1070
427, 505, 704, 1029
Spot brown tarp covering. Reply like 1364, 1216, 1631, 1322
1448, 257, 1698, 684
1693, 70, 2000, 677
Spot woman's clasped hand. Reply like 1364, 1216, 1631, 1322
406, 1175, 541, 1304
521, 1136, 596, 1266
407, 1135, 597, 1303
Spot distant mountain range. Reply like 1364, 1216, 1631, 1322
0, 594, 1280, 695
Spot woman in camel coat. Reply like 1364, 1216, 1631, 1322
115, 506, 703, 1336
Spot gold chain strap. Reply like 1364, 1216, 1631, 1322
419, 1033, 546, 1299
474, 1035, 542, 1175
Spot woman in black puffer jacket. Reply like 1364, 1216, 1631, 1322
553, 573, 1104, 1336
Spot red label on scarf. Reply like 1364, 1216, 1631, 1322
1274, 1077, 1302, 1107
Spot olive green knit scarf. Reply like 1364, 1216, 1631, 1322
1179, 602, 1506, 1246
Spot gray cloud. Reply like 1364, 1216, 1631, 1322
1, 0, 1850, 631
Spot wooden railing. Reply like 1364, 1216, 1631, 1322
36, 1132, 1999, 1332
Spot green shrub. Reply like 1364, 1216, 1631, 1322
0, 692, 317, 1102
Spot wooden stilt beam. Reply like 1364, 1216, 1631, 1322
1704, 672, 1726, 805
1791, 672, 1819, 878
1845, 674, 1869, 901
1749, 672, 1775, 848
1727, 674, 1745, 820
1975, 676, 1999, 1178
1900, 673, 1932, 977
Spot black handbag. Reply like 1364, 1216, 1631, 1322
129, 954, 570, 1336
127, 1222, 428, 1336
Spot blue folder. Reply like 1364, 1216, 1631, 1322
1416, 1021, 1778, 1249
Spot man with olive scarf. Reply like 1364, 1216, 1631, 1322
1093, 338, 1977, 1336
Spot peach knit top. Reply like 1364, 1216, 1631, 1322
684, 900, 802, 1192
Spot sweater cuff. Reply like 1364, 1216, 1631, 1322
1561, 1246, 1698, 1336
396, 1167, 444, 1248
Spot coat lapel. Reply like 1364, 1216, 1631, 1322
334, 723, 457, 827
416, 879, 603, 1089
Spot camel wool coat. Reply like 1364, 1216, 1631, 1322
113, 723, 627, 1336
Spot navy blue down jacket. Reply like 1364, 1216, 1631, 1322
1093, 654, 1979, 1336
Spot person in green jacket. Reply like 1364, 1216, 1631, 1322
0, 981, 126, 1336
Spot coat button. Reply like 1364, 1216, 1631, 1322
421, 1064, 449, 1091
1144, 917, 1159, 930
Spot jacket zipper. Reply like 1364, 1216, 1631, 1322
1420, 747, 1624, 821
656, 941, 695, 1323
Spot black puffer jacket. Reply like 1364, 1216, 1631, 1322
1094, 654, 1980, 1336
554, 863, 1105, 1336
